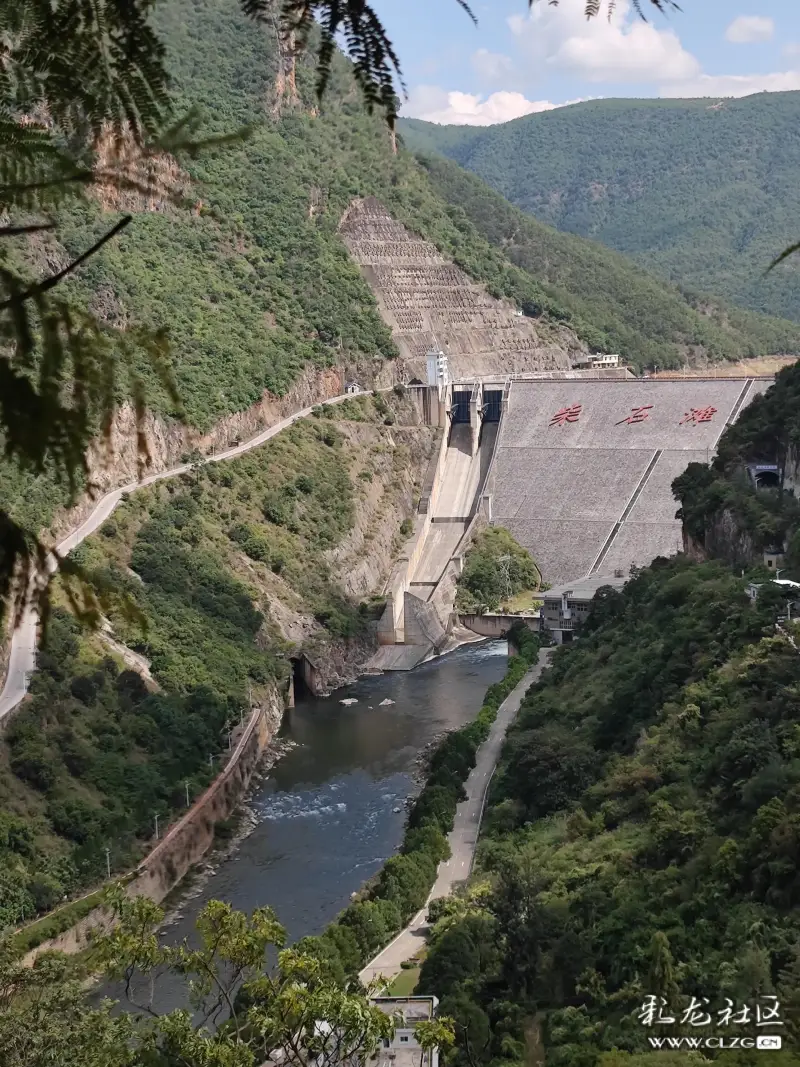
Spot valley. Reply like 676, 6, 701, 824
4, 1, 800, 1065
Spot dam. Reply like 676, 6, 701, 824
488, 377, 771, 584
366, 373, 771, 666
340, 195, 774, 658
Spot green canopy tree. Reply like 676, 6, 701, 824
1, 888, 443, 1067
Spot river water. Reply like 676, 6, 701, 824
137, 639, 507, 1011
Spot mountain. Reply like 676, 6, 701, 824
4, 0, 800, 938
416, 155, 800, 372
8, 12, 800, 541
399, 93, 800, 323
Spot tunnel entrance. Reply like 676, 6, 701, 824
290, 654, 320, 700
756, 470, 780, 490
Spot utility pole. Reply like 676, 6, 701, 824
105, 847, 111, 881
184, 779, 190, 807
154, 813, 160, 840
497, 554, 513, 605
209, 753, 215, 769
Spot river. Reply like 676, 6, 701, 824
133, 639, 507, 1011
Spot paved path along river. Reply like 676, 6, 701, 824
359, 648, 551, 986
0, 393, 354, 721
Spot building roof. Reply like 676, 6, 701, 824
371, 996, 438, 1022
750, 579, 800, 591
543, 573, 628, 602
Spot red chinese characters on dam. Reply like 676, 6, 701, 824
549, 404, 583, 426
548, 403, 719, 427
680, 406, 718, 425
616, 405, 653, 426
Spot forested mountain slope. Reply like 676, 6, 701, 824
418, 556, 800, 1065
416, 156, 800, 373
0, 394, 433, 932
22, 4, 800, 437
10, 2, 800, 544
675, 360, 800, 570
400, 93, 800, 323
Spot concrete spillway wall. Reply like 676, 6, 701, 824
489, 378, 761, 586
377, 418, 452, 644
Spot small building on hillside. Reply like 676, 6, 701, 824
344, 381, 362, 395
764, 545, 786, 572
259, 996, 441, 1067
747, 578, 800, 621
747, 578, 800, 600
540, 573, 627, 644
573, 353, 622, 371
370, 996, 441, 1067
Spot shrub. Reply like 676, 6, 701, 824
10, 743, 58, 793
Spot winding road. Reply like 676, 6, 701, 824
0, 392, 354, 721
359, 647, 551, 986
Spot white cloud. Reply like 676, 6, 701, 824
401, 86, 572, 125
508, 0, 699, 83
402, 0, 799, 128
471, 49, 516, 85
725, 16, 775, 44
659, 69, 800, 98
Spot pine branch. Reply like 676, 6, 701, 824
0, 216, 132, 311
0, 223, 55, 236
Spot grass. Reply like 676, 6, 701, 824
11, 885, 109, 957
500, 590, 543, 614
389, 965, 422, 996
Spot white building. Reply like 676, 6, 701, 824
747, 578, 800, 601
371, 996, 440, 1067
344, 381, 361, 395
540, 573, 627, 644
425, 349, 449, 390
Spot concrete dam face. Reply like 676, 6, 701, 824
488, 378, 771, 586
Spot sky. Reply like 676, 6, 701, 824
370, 0, 800, 125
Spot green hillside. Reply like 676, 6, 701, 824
8, 5, 800, 543
418, 155, 800, 370
400, 93, 800, 323
416, 556, 800, 1064
33, 16, 800, 437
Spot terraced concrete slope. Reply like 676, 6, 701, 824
339, 198, 576, 379
489, 379, 763, 585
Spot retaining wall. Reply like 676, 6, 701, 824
23, 688, 283, 963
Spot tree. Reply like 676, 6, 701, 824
0, 942, 135, 1067
647, 932, 679, 1005
54, 887, 404, 1067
